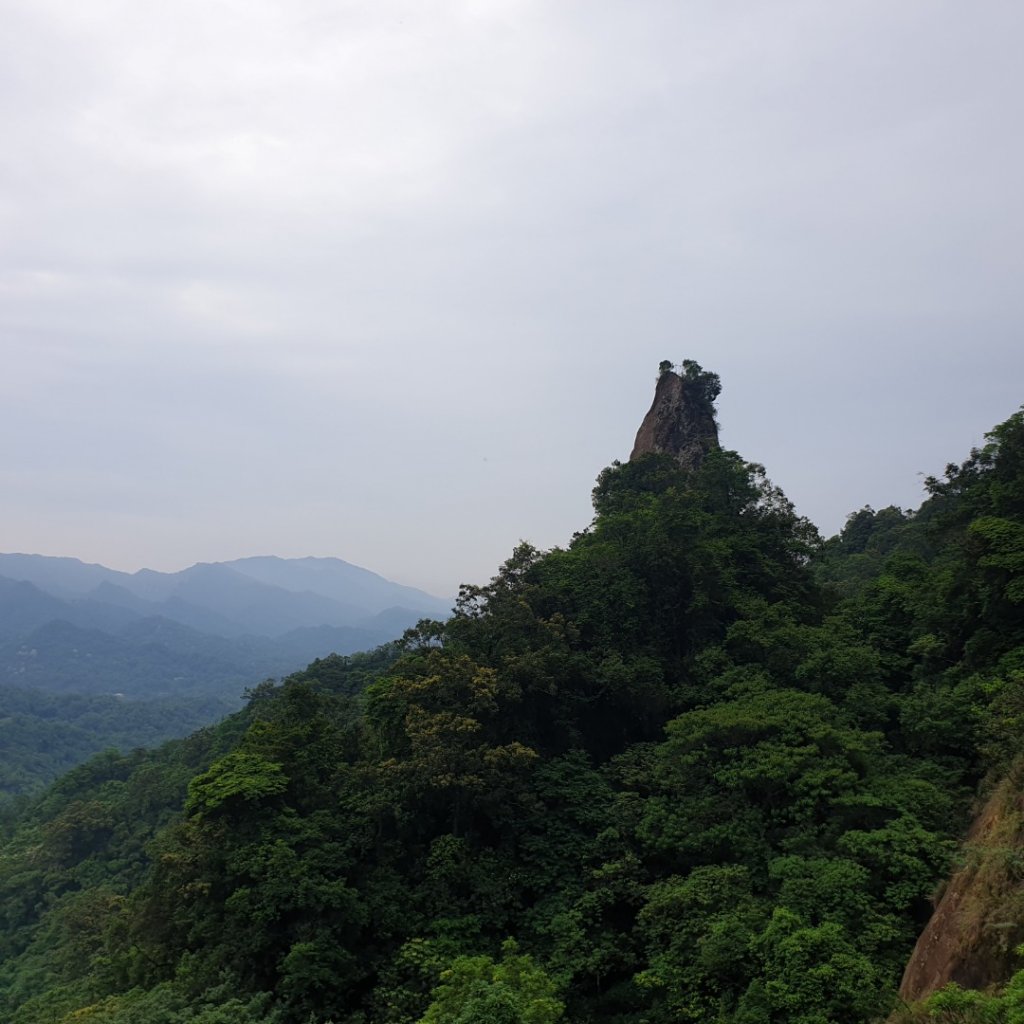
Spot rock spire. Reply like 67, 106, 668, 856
630, 360, 721, 470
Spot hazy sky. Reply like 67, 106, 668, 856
3, 0, 1023, 596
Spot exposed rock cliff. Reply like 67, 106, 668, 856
630, 361, 721, 470
899, 767, 1024, 1004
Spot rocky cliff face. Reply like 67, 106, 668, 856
630, 364, 721, 470
899, 768, 1024, 1004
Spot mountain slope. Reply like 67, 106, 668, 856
5, 367, 1019, 1024
0, 555, 444, 799
0, 686, 234, 799
0, 575, 142, 642
0, 361, 999, 1024
224, 555, 452, 617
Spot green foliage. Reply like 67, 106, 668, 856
419, 940, 563, 1024
185, 751, 288, 815
0, 687, 234, 801
681, 358, 723, 403
900, 973, 1024, 1024
756, 908, 884, 1024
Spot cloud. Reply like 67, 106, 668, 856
2, 0, 1023, 592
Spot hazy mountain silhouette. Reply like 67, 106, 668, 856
0, 553, 451, 699
0, 553, 450, 639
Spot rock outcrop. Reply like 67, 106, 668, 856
899, 769, 1024, 1004
630, 362, 721, 470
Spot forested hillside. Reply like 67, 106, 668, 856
0, 687, 234, 803
0, 555, 450, 797
1, 365, 1022, 1024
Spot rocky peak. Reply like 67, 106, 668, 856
630, 360, 721, 470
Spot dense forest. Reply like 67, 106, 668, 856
2, 365, 1023, 1023
0, 688, 237, 802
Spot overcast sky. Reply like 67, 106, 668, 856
2, 0, 1023, 596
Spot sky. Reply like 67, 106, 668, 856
2, 0, 1023, 597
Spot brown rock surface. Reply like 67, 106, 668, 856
899, 770, 1024, 1004
630, 369, 720, 470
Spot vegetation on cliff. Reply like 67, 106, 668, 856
1, 366, 1022, 1024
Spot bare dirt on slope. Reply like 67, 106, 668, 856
899, 768, 1024, 1004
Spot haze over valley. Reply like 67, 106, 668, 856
0, 552, 449, 796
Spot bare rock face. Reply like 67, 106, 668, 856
899, 770, 1024, 1005
630, 364, 721, 470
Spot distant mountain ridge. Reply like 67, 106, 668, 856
0, 553, 452, 699
0, 553, 451, 638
